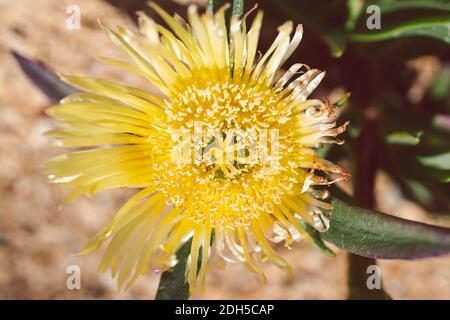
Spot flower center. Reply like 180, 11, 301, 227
165, 80, 288, 179
150, 79, 304, 226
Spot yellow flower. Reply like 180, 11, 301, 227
45, 3, 350, 292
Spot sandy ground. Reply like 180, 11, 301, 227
0, 0, 449, 299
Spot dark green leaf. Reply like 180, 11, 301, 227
418, 152, 450, 170
399, 177, 450, 212
346, 0, 365, 31
11, 50, 78, 103
155, 239, 191, 300
232, 0, 244, 17
206, 0, 222, 14
386, 131, 423, 145
403, 179, 434, 208
322, 197, 450, 259
323, 32, 347, 57
430, 72, 450, 101
392, 151, 450, 183
371, 0, 450, 13
258, 0, 350, 57
350, 15, 450, 44
300, 220, 335, 256
316, 144, 332, 158
421, 167, 450, 183
333, 92, 351, 107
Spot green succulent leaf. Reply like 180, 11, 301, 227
403, 179, 435, 208
418, 152, 450, 170
388, 147, 450, 183
155, 239, 191, 300
232, 0, 245, 17
207, 0, 244, 17
333, 92, 352, 107
350, 15, 450, 44
369, 0, 450, 13
206, 0, 222, 14
300, 220, 335, 256
323, 32, 348, 58
404, 179, 450, 212
346, 0, 365, 31
430, 72, 450, 101
386, 131, 423, 145
322, 196, 450, 259
11, 50, 78, 103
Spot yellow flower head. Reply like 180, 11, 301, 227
46, 3, 350, 292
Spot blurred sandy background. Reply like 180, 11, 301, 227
0, 0, 449, 299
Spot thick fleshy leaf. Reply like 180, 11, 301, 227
379, 107, 450, 197
418, 152, 450, 170
206, 0, 244, 18
300, 221, 335, 256
11, 51, 78, 103
386, 131, 422, 145
430, 71, 450, 101
206, 0, 222, 14
350, 16, 450, 44
232, 0, 245, 17
155, 239, 191, 300
346, 0, 364, 31
390, 148, 450, 183
408, 181, 450, 212
322, 196, 450, 259
333, 92, 351, 107
372, 0, 450, 13
402, 179, 436, 209
323, 31, 347, 58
